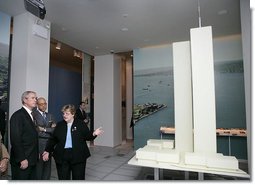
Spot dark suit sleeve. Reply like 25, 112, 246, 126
45, 126, 58, 153
45, 114, 56, 134
82, 122, 96, 141
10, 113, 26, 162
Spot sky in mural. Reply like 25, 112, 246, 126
133, 34, 243, 72
0, 11, 11, 46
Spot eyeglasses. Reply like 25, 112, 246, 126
38, 103, 47, 106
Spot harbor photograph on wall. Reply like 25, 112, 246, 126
133, 45, 174, 149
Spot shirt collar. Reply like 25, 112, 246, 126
37, 109, 45, 115
23, 105, 32, 115
67, 122, 73, 127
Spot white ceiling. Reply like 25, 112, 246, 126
0, 0, 242, 56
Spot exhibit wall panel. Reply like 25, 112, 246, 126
0, 11, 11, 144
48, 65, 82, 122
133, 45, 174, 149
190, 26, 217, 153
0, 11, 10, 111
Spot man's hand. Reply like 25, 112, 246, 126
38, 126, 45, 132
20, 159, 28, 169
42, 151, 49, 161
0, 158, 8, 172
51, 123, 56, 128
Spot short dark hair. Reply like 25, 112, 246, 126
79, 101, 86, 105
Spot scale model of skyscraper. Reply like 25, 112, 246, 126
135, 26, 239, 171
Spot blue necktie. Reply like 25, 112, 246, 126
43, 112, 46, 120
64, 124, 72, 148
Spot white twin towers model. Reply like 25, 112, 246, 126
135, 26, 239, 171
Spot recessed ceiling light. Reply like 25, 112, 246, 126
121, 27, 128, 32
218, 10, 228, 15
61, 27, 67, 32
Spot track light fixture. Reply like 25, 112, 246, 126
73, 50, 83, 59
56, 42, 61, 50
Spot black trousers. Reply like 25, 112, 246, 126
55, 148, 86, 180
11, 162, 37, 180
36, 156, 52, 180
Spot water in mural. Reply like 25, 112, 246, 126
134, 67, 174, 149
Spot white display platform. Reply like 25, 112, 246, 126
136, 144, 180, 164
128, 155, 250, 180
147, 139, 174, 149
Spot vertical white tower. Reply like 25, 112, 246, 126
173, 41, 194, 153
190, 26, 217, 153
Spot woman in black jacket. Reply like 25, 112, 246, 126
42, 104, 103, 180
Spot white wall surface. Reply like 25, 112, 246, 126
94, 54, 122, 147
9, 12, 50, 117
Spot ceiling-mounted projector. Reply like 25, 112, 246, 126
24, 0, 46, 20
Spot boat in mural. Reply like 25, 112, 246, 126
133, 103, 167, 123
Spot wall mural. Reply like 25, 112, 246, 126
133, 45, 174, 150
0, 12, 11, 110
133, 35, 247, 159
0, 11, 11, 145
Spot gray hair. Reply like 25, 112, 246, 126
21, 91, 36, 104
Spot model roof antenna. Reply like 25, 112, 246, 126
197, 0, 202, 27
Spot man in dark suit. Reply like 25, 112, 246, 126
42, 104, 103, 180
75, 101, 89, 125
32, 97, 56, 180
10, 91, 39, 180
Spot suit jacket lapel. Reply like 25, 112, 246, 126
21, 107, 37, 131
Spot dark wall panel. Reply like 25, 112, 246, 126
48, 65, 82, 122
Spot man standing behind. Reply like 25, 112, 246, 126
75, 101, 89, 125
33, 97, 56, 180
10, 91, 38, 180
